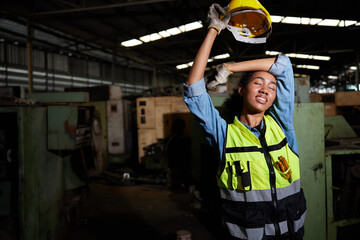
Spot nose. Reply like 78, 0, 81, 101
259, 88, 268, 95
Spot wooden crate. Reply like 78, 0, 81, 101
335, 91, 360, 106
324, 102, 337, 116
310, 93, 323, 103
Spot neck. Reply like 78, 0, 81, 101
239, 112, 265, 127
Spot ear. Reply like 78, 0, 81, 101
238, 85, 244, 96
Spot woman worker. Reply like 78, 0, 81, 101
183, 3, 306, 240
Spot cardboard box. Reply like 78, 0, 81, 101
324, 102, 337, 116
137, 128, 157, 163
136, 97, 155, 129
310, 93, 322, 103
335, 91, 360, 106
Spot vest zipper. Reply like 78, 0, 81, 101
259, 135, 281, 238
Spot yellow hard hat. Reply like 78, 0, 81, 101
225, 0, 272, 44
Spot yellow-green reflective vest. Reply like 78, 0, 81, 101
218, 115, 300, 191
217, 115, 306, 239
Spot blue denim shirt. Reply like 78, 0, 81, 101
183, 55, 298, 163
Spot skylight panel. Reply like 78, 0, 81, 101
309, 18, 322, 25
121, 39, 142, 47
140, 33, 161, 43
313, 55, 330, 61
176, 64, 189, 70
300, 17, 311, 25
213, 53, 230, 59
167, 27, 181, 35
318, 19, 340, 26
282, 17, 301, 24
270, 15, 283, 23
296, 65, 320, 70
158, 30, 171, 38
265, 51, 281, 55
345, 20, 357, 26
183, 21, 203, 31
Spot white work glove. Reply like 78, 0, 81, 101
207, 3, 230, 34
207, 63, 233, 90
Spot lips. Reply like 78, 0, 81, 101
255, 94, 267, 104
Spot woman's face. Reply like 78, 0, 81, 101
238, 71, 277, 114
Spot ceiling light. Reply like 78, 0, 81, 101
266, 51, 330, 61
121, 39, 142, 47
270, 15, 283, 23
265, 51, 281, 55
167, 27, 181, 35
318, 19, 340, 26
182, 21, 202, 32
300, 18, 311, 25
213, 53, 230, 59
176, 64, 189, 69
158, 30, 171, 37
309, 18, 322, 25
140, 33, 161, 43
328, 75, 338, 79
350, 66, 357, 70
282, 17, 301, 24
345, 20, 357, 26
313, 55, 330, 61
296, 65, 320, 70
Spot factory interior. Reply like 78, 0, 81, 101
1, 0, 360, 239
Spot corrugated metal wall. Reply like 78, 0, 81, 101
0, 42, 177, 95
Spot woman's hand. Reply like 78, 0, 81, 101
207, 3, 230, 34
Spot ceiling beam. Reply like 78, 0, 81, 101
31, 0, 175, 17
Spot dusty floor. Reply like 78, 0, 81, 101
65, 178, 225, 240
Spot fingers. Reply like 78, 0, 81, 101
213, 3, 226, 16
207, 80, 218, 90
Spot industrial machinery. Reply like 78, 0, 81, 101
324, 115, 360, 240
66, 85, 131, 165
0, 106, 64, 240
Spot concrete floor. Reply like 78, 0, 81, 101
65, 179, 225, 240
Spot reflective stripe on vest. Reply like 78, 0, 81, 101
225, 210, 306, 240
220, 179, 301, 202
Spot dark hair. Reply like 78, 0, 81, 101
219, 71, 256, 123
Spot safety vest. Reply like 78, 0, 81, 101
218, 115, 306, 240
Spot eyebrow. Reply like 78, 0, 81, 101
254, 76, 277, 86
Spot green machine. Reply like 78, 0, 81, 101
323, 115, 360, 240
26, 92, 96, 190
0, 106, 64, 240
